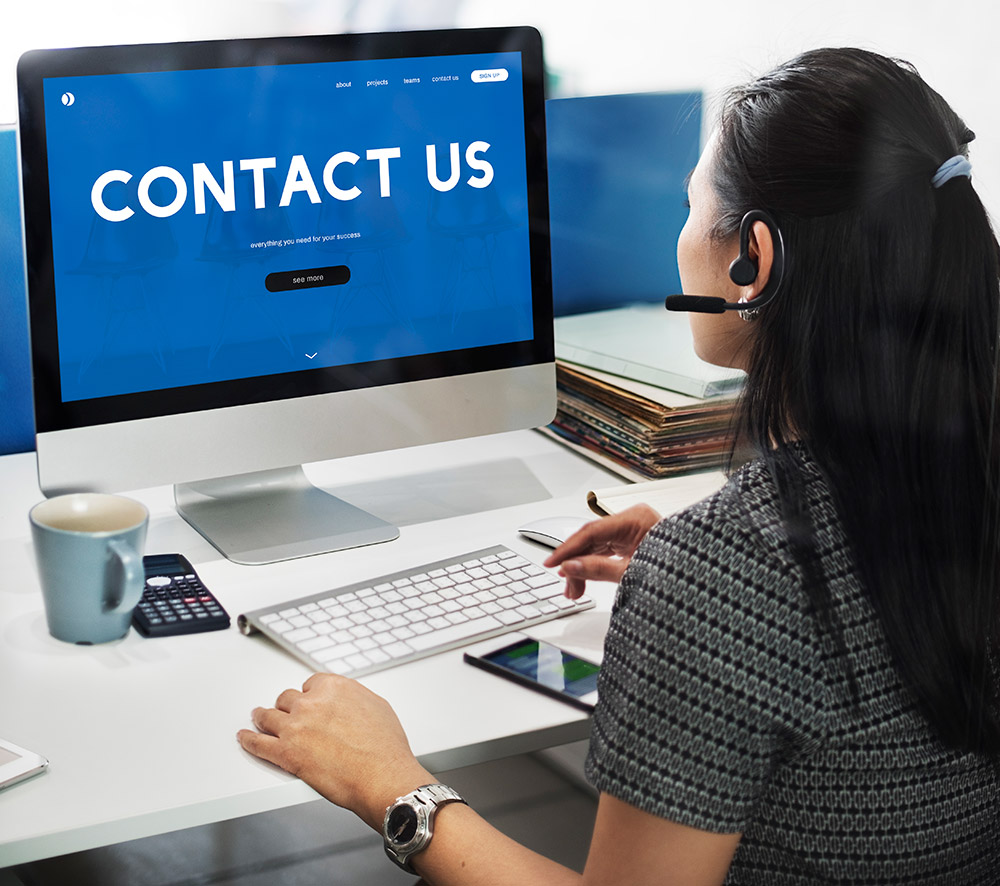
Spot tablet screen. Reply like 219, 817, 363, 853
0, 746, 21, 767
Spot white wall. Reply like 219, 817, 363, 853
458, 0, 1000, 223
4, 0, 998, 219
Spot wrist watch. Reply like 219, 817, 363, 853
382, 783, 467, 873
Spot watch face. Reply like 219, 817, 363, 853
387, 804, 419, 846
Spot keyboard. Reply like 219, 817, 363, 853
237, 545, 593, 678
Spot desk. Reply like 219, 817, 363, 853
0, 429, 621, 868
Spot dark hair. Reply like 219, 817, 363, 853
712, 48, 1000, 755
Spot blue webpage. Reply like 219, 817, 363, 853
43, 51, 533, 403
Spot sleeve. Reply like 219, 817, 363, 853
584, 487, 829, 833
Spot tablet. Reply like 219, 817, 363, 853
0, 737, 48, 791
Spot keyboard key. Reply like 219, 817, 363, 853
333, 641, 360, 658
549, 596, 573, 610
407, 615, 504, 652
299, 635, 335, 653
384, 641, 414, 658
314, 647, 346, 664
496, 610, 525, 626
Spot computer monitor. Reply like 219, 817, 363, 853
17, 27, 554, 564
546, 91, 702, 316
0, 123, 34, 455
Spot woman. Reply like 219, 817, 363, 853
237, 48, 1000, 883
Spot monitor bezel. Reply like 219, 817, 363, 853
17, 26, 552, 435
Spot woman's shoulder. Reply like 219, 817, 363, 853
640, 452, 798, 571
621, 445, 841, 642
647, 444, 835, 560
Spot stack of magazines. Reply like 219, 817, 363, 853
544, 360, 740, 481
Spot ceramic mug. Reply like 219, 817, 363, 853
29, 493, 148, 644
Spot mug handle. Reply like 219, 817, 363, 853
106, 538, 145, 614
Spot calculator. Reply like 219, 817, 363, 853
134, 553, 231, 637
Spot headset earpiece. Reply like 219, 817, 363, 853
728, 255, 758, 286
728, 212, 760, 286
665, 209, 785, 315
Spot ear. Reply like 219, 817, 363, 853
740, 220, 775, 305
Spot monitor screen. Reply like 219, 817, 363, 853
546, 91, 702, 316
18, 28, 555, 563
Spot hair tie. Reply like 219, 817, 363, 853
932, 155, 972, 188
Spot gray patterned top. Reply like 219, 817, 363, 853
585, 447, 999, 883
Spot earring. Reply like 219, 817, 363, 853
737, 294, 759, 322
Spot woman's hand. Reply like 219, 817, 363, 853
544, 504, 660, 599
237, 672, 432, 831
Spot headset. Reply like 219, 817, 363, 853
664, 209, 786, 315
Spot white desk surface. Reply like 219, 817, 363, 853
0, 429, 624, 867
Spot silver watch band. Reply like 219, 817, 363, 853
383, 783, 466, 873
413, 783, 463, 806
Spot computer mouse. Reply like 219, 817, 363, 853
517, 515, 592, 548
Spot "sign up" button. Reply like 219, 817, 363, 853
471, 69, 509, 83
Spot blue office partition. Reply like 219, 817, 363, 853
546, 91, 702, 316
0, 124, 34, 453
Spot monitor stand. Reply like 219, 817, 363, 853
174, 466, 399, 565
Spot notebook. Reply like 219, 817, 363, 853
554, 304, 745, 399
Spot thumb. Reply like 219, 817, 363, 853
559, 554, 628, 585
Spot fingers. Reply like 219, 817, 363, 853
563, 575, 587, 600
559, 554, 628, 584
236, 727, 284, 766
544, 508, 657, 567
275, 688, 303, 712
544, 520, 614, 567
251, 705, 288, 736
